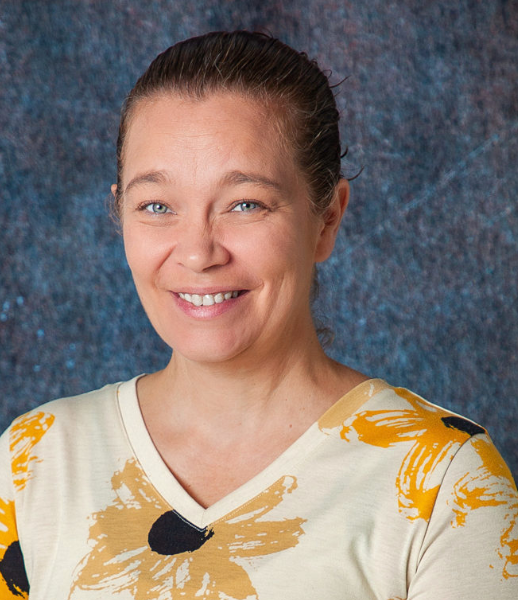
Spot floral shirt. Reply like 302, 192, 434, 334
1, 377, 517, 599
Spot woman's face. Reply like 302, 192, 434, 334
117, 92, 345, 365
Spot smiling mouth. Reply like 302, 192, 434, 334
178, 291, 240, 307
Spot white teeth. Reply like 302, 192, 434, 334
191, 294, 203, 306
179, 291, 240, 306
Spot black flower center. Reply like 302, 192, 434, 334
0, 541, 30, 597
148, 510, 214, 555
442, 416, 485, 437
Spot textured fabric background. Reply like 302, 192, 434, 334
1, 1, 517, 478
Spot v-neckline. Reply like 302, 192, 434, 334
117, 375, 389, 528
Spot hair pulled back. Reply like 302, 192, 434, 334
115, 31, 343, 216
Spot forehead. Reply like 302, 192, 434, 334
122, 92, 295, 180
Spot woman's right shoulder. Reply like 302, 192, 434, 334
0, 377, 143, 501
9, 381, 119, 429
0, 377, 140, 448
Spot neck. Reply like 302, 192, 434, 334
140, 322, 343, 436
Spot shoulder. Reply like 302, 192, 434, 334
6, 381, 119, 434
0, 378, 139, 462
342, 381, 487, 447
321, 379, 487, 446
0, 378, 143, 507
335, 382, 516, 518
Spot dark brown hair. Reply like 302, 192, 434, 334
115, 30, 344, 217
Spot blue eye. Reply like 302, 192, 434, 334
232, 201, 260, 212
145, 203, 170, 214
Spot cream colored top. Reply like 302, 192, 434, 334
0, 377, 517, 599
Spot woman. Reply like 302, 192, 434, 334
1, 31, 517, 599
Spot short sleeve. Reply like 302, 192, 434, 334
408, 433, 518, 599
0, 426, 30, 599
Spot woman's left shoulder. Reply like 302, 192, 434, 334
348, 382, 490, 446
341, 381, 517, 500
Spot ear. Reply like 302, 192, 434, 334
111, 184, 118, 198
314, 178, 349, 262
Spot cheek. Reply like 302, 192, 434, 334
122, 225, 169, 282
251, 223, 317, 294
230, 222, 301, 273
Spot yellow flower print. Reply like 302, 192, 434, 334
318, 379, 388, 433
0, 412, 54, 600
0, 410, 52, 598
340, 387, 518, 579
0, 497, 29, 599
341, 387, 482, 522
449, 436, 518, 579
10, 411, 55, 491
70, 459, 305, 599
0, 498, 17, 555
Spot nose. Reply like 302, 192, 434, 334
174, 220, 230, 273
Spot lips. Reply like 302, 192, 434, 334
178, 290, 240, 307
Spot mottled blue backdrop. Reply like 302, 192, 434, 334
1, 0, 517, 477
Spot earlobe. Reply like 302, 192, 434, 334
315, 179, 349, 262
111, 184, 118, 199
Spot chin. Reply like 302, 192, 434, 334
159, 328, 256, 366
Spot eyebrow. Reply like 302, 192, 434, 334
221, 170, 283, 192
123, 169, 283, 195
124, 170, 169, 195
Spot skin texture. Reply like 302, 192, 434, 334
114, 92, 366, 507
119, 93, 341, 366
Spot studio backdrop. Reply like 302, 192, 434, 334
1, 0, 517, 478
